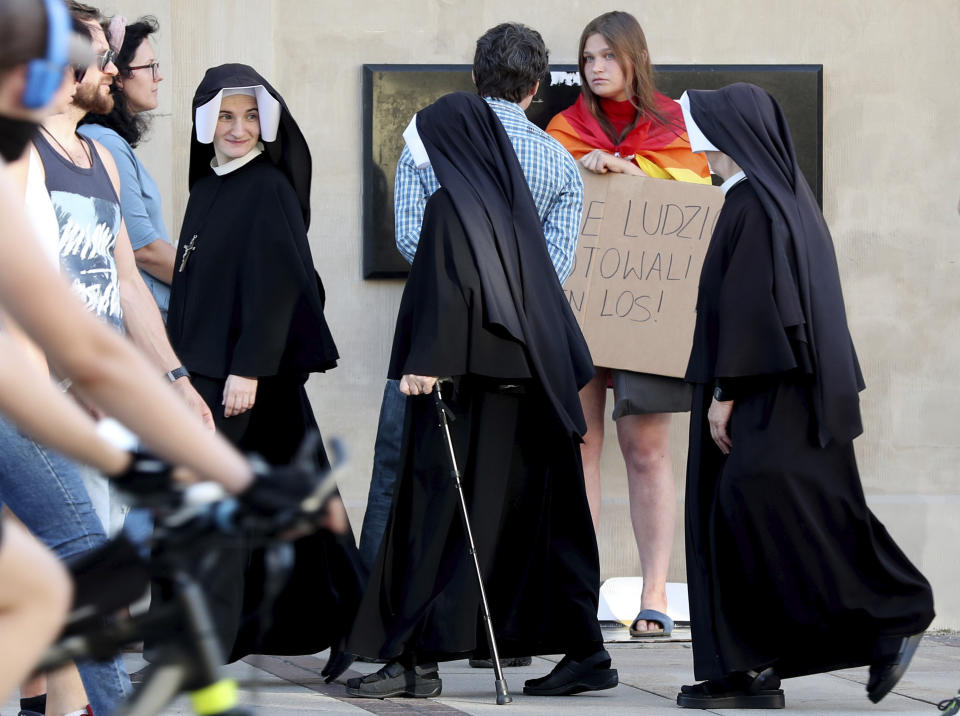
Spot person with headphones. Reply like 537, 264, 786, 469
0, 3, 119, 712
0, 3, 104, 710
0, 2, 346, 712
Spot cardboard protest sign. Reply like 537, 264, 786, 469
563, 169, 724, 378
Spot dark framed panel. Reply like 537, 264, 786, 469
362, 64, 822, 278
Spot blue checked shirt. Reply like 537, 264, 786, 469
394, 98, 582, 282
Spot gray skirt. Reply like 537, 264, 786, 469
608, 368, 692, 418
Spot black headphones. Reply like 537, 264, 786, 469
22, 0, 71, 109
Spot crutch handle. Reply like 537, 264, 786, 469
432, 379, 456, 423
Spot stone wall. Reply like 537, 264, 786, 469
101, 0, 960, 628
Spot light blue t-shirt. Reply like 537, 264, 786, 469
78, 124, 172, 320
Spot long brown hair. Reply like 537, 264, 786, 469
577, 11, 672, 144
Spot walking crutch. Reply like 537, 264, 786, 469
432, 379, 512, 705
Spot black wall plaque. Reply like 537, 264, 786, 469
362, 64, 822, 278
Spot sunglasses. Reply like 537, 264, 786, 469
127, 61, 160, 81
93, 48, 117, 71
74, 48, 117, 82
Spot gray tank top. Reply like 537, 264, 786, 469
33, 131, 124, 333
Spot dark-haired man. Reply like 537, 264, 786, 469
358, 17, 583, 606
394, 22, 581, 272
34, 2, 214, 532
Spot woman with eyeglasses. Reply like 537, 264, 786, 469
79, 16, 174, 321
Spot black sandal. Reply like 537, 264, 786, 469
677, 667, 784, 709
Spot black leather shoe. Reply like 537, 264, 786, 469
523, 649, 618, 696
867, 633, 923, 703
345, 660, 441, 698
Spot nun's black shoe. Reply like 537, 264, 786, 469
867, 632, 923, 703
522, 649, 618, 695
345, 660, 441, 698
677, 668, 784, 709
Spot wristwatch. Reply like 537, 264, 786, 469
713, 384, 729, 402
166, 366, 191, 383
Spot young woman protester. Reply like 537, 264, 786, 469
546, 10, 710, 638
676, 82, 934, 709
166, 64, 363, 671
79, 15, 175, 321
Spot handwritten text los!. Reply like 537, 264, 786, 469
566, 199, 719, 324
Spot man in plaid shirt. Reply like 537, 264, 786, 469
394, 24, 583, 282
356, 24, 583, 667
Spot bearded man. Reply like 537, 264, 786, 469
33, 1, 213, 532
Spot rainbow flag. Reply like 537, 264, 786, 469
546, 93, 711, 185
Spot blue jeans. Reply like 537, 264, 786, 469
357, 380, 407, 570
0, 416, 131, 716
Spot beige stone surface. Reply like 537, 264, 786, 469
102, 0, 959, 627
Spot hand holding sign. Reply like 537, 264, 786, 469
579, 149, 645, 176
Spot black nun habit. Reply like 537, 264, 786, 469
681, 83, 933, 691
347, 92, 606, 667
164, 64, 363, 663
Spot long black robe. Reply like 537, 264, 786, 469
164, 65, 362, 661
166, 157, 362, 660
348, 188, 601, 661
684, 178, 934, 681
347, 92, 601, 662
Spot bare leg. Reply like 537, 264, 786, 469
616, 412, 676, 631
21, 674, 45, 700
8, 511, 89, 715
0, 522, 72, 702
578, 370, 608, 532
46, 665, 89, 715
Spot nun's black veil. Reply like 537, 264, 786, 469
413, 92, 594, 437
687, 83, 864, 446
188, 63, 313, 229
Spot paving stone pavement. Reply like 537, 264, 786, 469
3, 634, 957, 714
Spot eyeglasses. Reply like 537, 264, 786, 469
127, 61, 160, 81
93, 48, 117, 71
